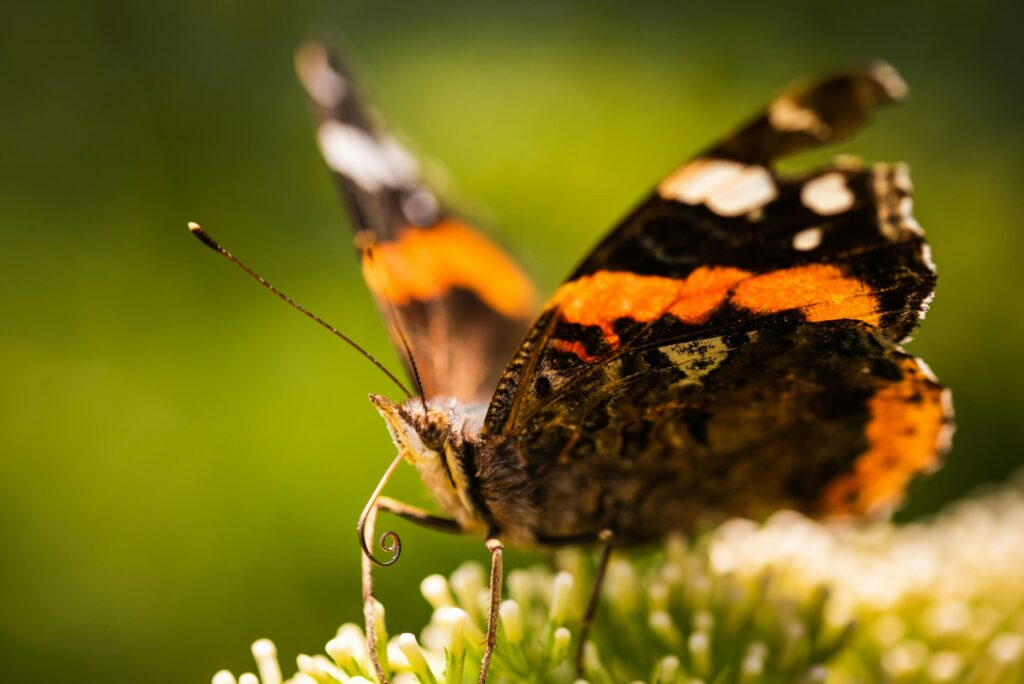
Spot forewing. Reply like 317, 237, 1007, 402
484, 63, 936, 435
296, 42, 537, 402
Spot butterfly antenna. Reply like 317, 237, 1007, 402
356, 451, 405, 567
188, 222, 413, 399
364, 247, 429, 413
397, 321, 429, 414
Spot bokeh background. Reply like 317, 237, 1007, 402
1, 1, 1022, 682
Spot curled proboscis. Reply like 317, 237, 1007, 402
358, 520, 402, 567
357, 452, 406, 568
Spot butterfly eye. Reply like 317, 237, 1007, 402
419, 414, 447, 451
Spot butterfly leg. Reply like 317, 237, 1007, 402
375, 495, 462, 534
575, 529, 614, 678
477, 534, 504, 684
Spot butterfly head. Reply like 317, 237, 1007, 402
368, 393, 488, 535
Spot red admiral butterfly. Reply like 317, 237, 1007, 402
191, 45, 952, 683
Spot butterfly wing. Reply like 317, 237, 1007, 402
480, 65, 951, 541
297, 43, 537, 402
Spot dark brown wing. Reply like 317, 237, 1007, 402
518, 320, 952, 543
480, 64, 949, 537
296, 42, 537, 402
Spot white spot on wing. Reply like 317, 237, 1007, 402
401, 189, 440, 226
792, 227, 823, 251
659, 159, 778, 217
870, 61, 909, 101
918, 291, 935, 319
894, 163, 913, 193
706, 166, 777, 216
317, 122, 418, 192
660, 159, 743, 204
801, 172, 855, 215
295, 43, 348, 107
899, 195, 914, 220
920, 243, 936, 273
768, 97, 830, 137
915, 357, 940, 383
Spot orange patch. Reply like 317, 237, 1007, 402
732, 264, 880, 326
822, 358, 949, 516
551, 339, 600, 363
550, 267, 752, 347
362, 219, 535, 318
549, 264, 879, 358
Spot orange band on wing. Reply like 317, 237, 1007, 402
822, 358, 949, 516
550, 264, 879, 357
732, 264, 880, 326
551, 267, 753, 347
362, 219, 535, 318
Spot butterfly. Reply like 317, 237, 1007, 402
194, 44, 952, 684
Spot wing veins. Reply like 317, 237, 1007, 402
508, 280, 916, 432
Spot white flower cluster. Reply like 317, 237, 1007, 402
709, 472, 1024, 683
213, 474, 1024, 683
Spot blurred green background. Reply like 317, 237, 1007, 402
1, 1, 1022, 682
